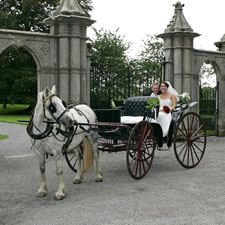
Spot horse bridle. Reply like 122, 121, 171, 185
27, 94, 71, 140
42, 94, 69, 123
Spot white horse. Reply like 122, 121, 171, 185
28, 86, 103, 200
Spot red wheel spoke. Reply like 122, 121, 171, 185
132, 158, 138, 175
187, 114, 190, 133
190, 145, 195, 166
139, 160, 142, 177
192, 142, 204, 153
191, 144, 200, 161
187, 146, 190, 166
72, 158, 77, 168
178, 127, 187, 138
178, 142, 188, 157
176, 140, 186, 148
193, 139, 205, 144
139, 124, 147, 144
139, 125, 151, 148
191, 124, 203, 139
182, 146, 188, 163
69, 153, 76, 161
190, 113, 195, 133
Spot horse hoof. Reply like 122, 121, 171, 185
36, 192, 47, 197
95, 178, 103, 182
55, 192, 65, 200
73, 179, 82, 184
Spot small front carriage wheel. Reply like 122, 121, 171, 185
174, 112, 207, 169
126, 121, 156, 180
64, 143, 83, 173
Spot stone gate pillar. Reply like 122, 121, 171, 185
215, 36, 225, 136
44, 0, 94, 104
158, 2, 200, 103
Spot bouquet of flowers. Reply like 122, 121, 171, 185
178, 92, 191, 105
163, 105, 170, 113
146, 97, 159, 110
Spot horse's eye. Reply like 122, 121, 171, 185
49, 103, 56, 113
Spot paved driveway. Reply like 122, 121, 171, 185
1, 122, 225, 225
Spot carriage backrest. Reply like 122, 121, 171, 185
123, 96, 158, 117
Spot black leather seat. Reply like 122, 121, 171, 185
124, 96, 158, 117
123, 96, 163, 147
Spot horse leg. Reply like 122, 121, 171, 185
36, 153, 48, 197
73, 146, 84, 184
94, 150, 103, 182
89, 133, 103, 182
55, 154, 66, 200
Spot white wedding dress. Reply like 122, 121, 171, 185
156, 97, 172, 137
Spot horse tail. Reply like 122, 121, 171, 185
83, 137, 94, 172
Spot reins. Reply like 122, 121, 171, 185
27, 111, 54, 140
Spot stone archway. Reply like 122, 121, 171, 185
0, 0, 93, 105
0, 29, 55, 92
158, 2, 225, 136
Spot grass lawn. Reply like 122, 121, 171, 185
0, 104, 31, 124
0, 134, 8, 139
206, 130, 216, 136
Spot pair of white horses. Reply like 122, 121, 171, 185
30, 86, 103, 200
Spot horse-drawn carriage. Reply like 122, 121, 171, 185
65, 95, 207, 180
20, 86, 206, 199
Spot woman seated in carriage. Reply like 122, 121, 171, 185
157, 81, 178, 137
120, 81, 178, 137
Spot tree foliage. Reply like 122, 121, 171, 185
0, 0, 57, 32
0, 0, 93, 32
0, 47, 37, 108
136, 35, 164, 90
88, 28, 131, 108
199, 63, 216, 87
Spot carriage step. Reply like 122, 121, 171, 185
157, 147, 170, 151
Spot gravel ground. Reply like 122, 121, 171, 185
1, 122, 225, 225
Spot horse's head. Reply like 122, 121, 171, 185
41, 86, 75, 128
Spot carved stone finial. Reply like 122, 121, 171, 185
164, 1, 193, 33
173, 1, 184, 10
51, 0, 87, 18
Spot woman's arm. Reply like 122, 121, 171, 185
170, 94, 177, 110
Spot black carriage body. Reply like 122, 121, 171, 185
65, 97, 207, 180
95, 96, 162, 152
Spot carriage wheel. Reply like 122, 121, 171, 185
174, 112, 206, 169
126, 121, 156, 180
64, 144, 83, 173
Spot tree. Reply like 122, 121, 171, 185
0, 0, 93, 108
0, 0, 93, 32
122, 35, 164, 96
0, 47, 37, 108
199, 63, 216, 88
136, 35, 164, 89
88, 28, 131, 108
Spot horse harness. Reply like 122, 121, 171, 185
27, 94, 92, 154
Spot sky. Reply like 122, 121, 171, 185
87, 0, 225, 57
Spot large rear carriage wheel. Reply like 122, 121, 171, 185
174, 112, 206, 168
126, 121, 156, 179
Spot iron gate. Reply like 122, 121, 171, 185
199, 82, 219, 135
90, 61, 164, 109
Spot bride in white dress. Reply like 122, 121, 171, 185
157, 82, 178, 137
